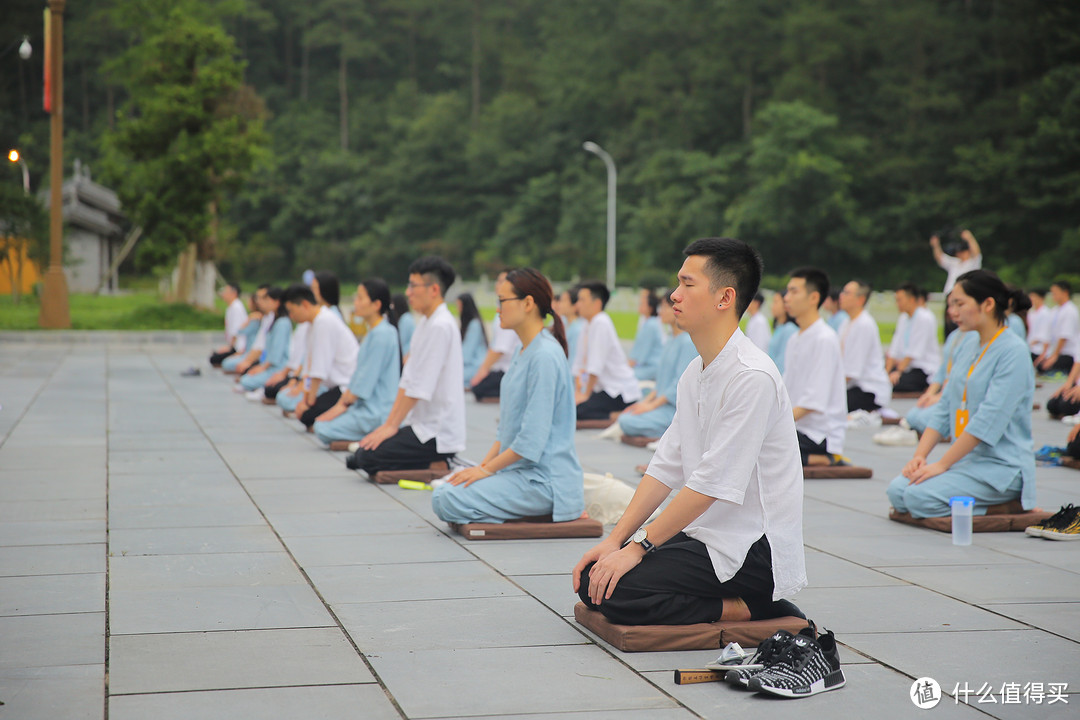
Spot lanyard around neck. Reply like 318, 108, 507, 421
961, 326, 1005, 407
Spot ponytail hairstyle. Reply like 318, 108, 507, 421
504, 267, 569, 357
1007, 284, 1032, 327
955, 269, 1009, 325
456, 292, 489, 345
389, 293, 409, 326
360, 277, 393, 323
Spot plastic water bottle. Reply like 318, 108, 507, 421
950, 496, 974, 546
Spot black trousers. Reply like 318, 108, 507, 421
577, 391, 631, 421
1066, 434, 1080, 460
1041, 354, 1075, 375
846, 386, 880, 413
577, 533, 775, 625
797, 430, 829, 466
347, 425, 453, 474
1047, 392, 1080, 419
893, 368, 929, 393
264, 375, 293, 400
299, 387, 342, 428
209, 348, 236, 367
472, 371, 505, 401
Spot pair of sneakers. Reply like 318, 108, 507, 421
724, 622, 845, 698
1026, 505, 1080, 541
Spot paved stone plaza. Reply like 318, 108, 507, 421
0, 333, 1077, 719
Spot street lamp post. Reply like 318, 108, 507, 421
7, 150, 30, 194
40, 0, 70, 328
582, 141, 616, 291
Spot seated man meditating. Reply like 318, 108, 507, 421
837, 280, 892, 413
313, 279, 401, 444
886, 284, 940, 393
888, 270, 1035, 518
210, 282, 249, 367
617, 289, 698, 439
574, 237, 806, 626
573, 282, 642, 420
349, 256, 466, 474
432, 268, 584, 524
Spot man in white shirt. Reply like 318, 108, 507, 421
886, 284, 940, 393
1027, 288, 1051, 360
931, 229, 981, 335
225, 284, 271, 376
782, 268, 847, 466
350, 257, 466, 474
210, 283, 249, 366
471, 270, 522, 401
573, 237, 806, 626
282, 285, 359, 428
1036, 280, 1079, 374
572, 282, 643, 420
837, 280, 892, 412
745, 291, 771, 351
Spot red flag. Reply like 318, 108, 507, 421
43, 8, 51, 113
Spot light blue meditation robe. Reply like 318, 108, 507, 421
240, 316, 293, 391
619, 332, 698, 438
314, 320, 402, 443
432, 330, 584, 524
827, 310, 849, 332
888, 329, 1035, 517
1007, 313, 1026, 341
768, 321, 798, 375
461, 318, 487, 386
398, 312, 416, 356
566, 317, 585, 369
904, 329, 975, 433
630, 316, 665, 381
222, 319, 261, 372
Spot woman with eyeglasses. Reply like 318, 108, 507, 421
432, 268, 584, 525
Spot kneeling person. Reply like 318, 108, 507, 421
433, 269, 583, 524
574, 238, 806, 626
573, 282, 642, 419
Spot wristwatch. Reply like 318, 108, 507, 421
627, 527, 657, 554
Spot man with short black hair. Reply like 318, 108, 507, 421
572, 281, 642, 420
931, 229, 981, 335
350, 257, 466, 473
223, 284, 272, 375
1036, 280, 1078, 374
838, 280, 892, 412
210, 283, 248, 366
574, 237, 806, 628
886, 283, 940, 393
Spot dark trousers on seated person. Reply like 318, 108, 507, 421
1067, 435, 1080, 461
1042, 354, 1075, 375
893, 368, 928, 393
264, 375, 292, 400
209, 348, 236, 367
847, 386, 880, 413
576, 391, 631, 421
1047, 392, 1080, 419
797, 431, 828, 466
471, 371, 504, 401
299, 387, 342, 428
577, 533, 783, 626
347, 425, 453, 475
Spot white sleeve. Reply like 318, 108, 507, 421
400, 321, 451, 401
307, 318, 332, 380
585, 321, 614, 377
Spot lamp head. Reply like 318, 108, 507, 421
582, 141, 600, 153
7, 150, 19, 164
18, 37, 31, 60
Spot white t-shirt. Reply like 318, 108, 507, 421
251, 314, 273, 352
938, 252, 982, 294
839, 311, 892, 408
1027, 305, 1051, 355
573, 312, 642, 402
224, 298, 248, 345
401, 303, 466, 454
307, 308, 359, 388
889, 308, 940, 377
489, 318, 521, 373
1049, 300, 1080, 357
783, 318, 847, 454
746, 311, 771, 352
646, 329, 806, 599
287, 322, 310, 371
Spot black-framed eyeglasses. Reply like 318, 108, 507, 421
496, 296, 524, 308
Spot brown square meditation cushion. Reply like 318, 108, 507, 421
621, 435, 659, 448
577, 418, 616, 430
371, 462, 450, 485
888, 507, 1054, 532
450, 516, 603, 540
802, 465, 873, 479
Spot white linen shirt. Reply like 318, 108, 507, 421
938, 252, 982, 294
783, 318, 847, 454
251, 313, 273, 352
890, 308, 940, 377
573, 312, 642, 402
838, 311, 892, 408
224, 298, 248, 346
307, 308, 359, 388
646, 329, 806, 599
746, 311, 771, 352
1027, 305, 1051, 355
1049, 300, 1080, 357
489, 319, 521, 373
400, 303, 466, 454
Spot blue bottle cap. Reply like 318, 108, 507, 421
949, 496, 975, 507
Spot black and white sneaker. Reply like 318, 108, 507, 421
724, 623, 816, 687
747, 629, 846, 698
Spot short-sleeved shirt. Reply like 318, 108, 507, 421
889, 308, 941, 377
1027, 305, 1051, 355
938, 252, 982, 294
496, 330, 583, 521
927, 329, 1036, 508
251, 314, 273, 352
346, 319, 401, 430
401, 303, 466, 454
1006, 313, 1026, 341
783, 318, 847, 454
646, 329, 806, 599
838, 311, 891, 408
287, 322, 309, 371
573, 312, 642, 402
489, 319, 521, 373
308, 308, 359, 387
397, 312, 416, 356
1048, 300, 1080, 357
225, 298, 248, 345
746, 312, 771, 352
767, 321, 797, 375
933, 329, 977, 386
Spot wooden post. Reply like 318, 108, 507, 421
39, 0, 70, 328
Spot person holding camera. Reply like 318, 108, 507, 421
930, 229, 982, 335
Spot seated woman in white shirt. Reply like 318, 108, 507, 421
433, 268, 583, 525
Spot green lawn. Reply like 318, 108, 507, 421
0, 293, 223, 331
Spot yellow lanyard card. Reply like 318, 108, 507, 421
955, 408, 970, 437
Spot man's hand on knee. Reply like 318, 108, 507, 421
360, 423, 397, 451
586, 546, 644, 605
572, 539, 619, 593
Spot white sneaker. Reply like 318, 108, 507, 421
598, 423, 624, 441
846, 410, 882, 429
879, 407, 901, 420
1063, 414, 1080, 426
232, 384, 245, 394
245, 389, 264, 401
873, 425, 918, 446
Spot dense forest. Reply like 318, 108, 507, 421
2, 0, 1079, 291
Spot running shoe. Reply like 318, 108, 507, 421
1042, 508, 1080, 541
748, 628, 845, 698
724, 622, 816, 687
1026, 504, 1078, 538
